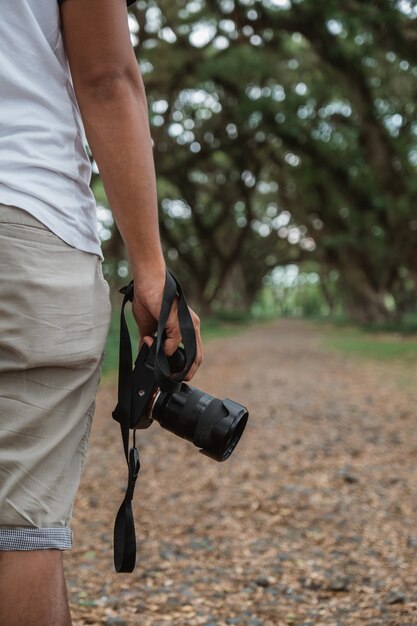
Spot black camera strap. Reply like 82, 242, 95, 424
154, 271, 197, 391
112, 270, 197, 572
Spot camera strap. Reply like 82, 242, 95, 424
112, 270, 197, 572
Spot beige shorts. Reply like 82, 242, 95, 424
0, 204, 111, 550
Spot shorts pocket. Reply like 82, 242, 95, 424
96, 259, 111, 295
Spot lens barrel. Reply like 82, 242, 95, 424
152, 384, 248, 462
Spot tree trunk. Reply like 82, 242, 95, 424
213, 263, 252, 314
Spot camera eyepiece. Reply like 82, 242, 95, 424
152, 385, 248, 461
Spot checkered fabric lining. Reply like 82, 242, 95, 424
0, 527, 72, 551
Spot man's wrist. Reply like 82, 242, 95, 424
131, 256, 166, 286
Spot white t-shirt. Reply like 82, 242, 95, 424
0, 0, 135, 258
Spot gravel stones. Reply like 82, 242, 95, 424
105, 618, 128, 626
65, 320, 417, 626
327, 574, 351, 592
383, 589, 406, 605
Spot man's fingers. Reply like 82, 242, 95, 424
163, 334, 182, 357
143, 336, 154, 349
184, 310, 203, 381
135, 295, 203, 379
163, 298, 182, 356
163, 306, 203, 378
184, 351, 203, 380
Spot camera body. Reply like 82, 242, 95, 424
129, 341, 248, 462
130, 340, 164, 430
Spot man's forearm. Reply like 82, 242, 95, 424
76, 71, 165, 282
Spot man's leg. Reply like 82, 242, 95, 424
0, 550, 71, 626
0, 207, 111, 625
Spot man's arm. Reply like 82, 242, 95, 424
59, 0, 202, 376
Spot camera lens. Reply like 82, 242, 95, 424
151, 384, 248, 462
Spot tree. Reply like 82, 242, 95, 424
96, 0, 417, 321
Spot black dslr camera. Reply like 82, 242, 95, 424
131, 340, 248, 461
112, 271, 249, 573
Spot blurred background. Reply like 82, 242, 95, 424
92, 0, 417, 348
66, 3, 417, 624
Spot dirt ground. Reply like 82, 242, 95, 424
65, 320, 417, 626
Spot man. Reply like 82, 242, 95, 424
0, 1, 203, 624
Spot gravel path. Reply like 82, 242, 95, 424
65, 320, 417, 626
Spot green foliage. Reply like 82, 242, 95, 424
361, 315, 417, 336
323, 325, 417, 362
94, 0, 417, 323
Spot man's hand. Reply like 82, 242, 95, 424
59, 2, 202, 378
132, 275, 203, 381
